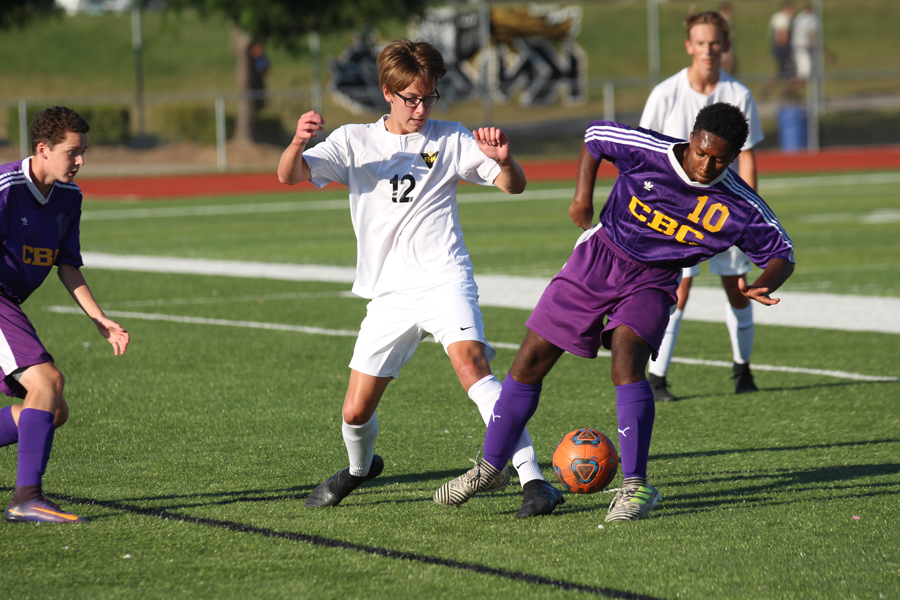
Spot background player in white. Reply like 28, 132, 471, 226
640, 11, 765, 401
277, 39, 564, 517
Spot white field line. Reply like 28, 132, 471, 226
79, 171, 900, 222
44, 305, 898, 383
80, 188, 577, 221
81, 252, 900, 335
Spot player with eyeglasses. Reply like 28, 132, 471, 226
278, 39, 565, 517
394, 89, 441, 108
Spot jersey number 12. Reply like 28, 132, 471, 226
390, 174, 415, 203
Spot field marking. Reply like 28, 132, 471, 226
80, 188, 577, 221
79, 252, 900, 335
0, 487, 660, 600
46, 306, 359, 338
45, 306, 898, 383
109, 290, 350, 308
800, 208, 900, 224
79, 171, 900, 222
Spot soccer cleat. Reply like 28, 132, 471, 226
515, 480, 565, 518
433, 457, 510, 507
305, 455, 384, 507
604, 481, 661, 522
648, 373, 678, 402
733, 362, 759, 394
5, 497, 86, 524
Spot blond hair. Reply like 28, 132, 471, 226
377, 39, 447, 94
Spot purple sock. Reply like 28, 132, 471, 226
482, 376, 542, 470
16, 409, 55, 488
616, 381, 655, 479
0, 406, 17, 448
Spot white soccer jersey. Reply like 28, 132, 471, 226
303, 116, 501, 299
640, 68, 764, 151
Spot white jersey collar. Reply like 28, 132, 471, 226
377, 114, 429, 140
21, 157, 51, 205
666, 142, 728, 188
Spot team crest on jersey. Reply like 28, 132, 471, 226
420, 151, 439, 169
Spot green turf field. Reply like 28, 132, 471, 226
1, 175, 898, 599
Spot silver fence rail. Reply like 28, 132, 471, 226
2, 69, 899, 176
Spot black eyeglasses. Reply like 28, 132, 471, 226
394, 89, 441, 109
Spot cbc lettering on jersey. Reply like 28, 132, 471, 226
628, 195, 730, 246
22, 246, 59, 267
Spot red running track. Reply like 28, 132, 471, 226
77, 145, 900, 200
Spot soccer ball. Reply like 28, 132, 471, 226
552, 428, 619, 494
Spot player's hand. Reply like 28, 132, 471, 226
473, 127, 511, 163
738, 278, 781, 306
95, 317, 130, 356
292, 111, 325, 146
568, 201, 594, 230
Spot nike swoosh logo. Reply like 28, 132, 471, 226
460, 326, 474, 331
32, 507, 81, 521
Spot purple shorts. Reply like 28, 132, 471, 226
0, 294, 53, 398
526, 226, 679, 359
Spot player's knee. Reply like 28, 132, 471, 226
341, 397, 376, 425
342, 406, 373, 426
43, 366, 66, 399
21, 363, 66, 398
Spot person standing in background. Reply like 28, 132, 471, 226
639, 11, 765, 401
763, 1, 795, 98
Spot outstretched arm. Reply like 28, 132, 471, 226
57, 264, 129, 356
569, 142, 600, 230
473, 127, 527, 194
739, 258, 795, 306
738, 148, 758, 190
277, 111, 325, 185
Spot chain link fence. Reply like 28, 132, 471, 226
2, 67, 899, 176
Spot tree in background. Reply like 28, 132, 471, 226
0, 0, 58, 30
166, 0, 426, 144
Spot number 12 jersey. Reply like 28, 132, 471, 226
303, 116, 502, 299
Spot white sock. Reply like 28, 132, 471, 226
342, 413, 378, 477
725, 303, 754, 364
648, 308, 683, 377
468, 375, 545, 485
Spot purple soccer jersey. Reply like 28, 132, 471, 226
0, 158, 84, 305
587, 121, 794, 271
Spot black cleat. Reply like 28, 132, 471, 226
305, 455, 384, 507
733, 363, 759, 394
648, 373, 678, 402
515, 480, 565, 518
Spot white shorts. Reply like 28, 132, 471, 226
349, 279, 496, 379
682, 246, 752, 278
794, 48, 812, 80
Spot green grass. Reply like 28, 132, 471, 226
1, 174, 899, 599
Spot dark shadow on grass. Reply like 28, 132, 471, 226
658, 378, 899, 402
656, 462, 900, 516
2, 488, 667, 599
651, 438, 899, 461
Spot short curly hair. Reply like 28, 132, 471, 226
692, 103, 748, 153
377, 39, 447, 95
30, 106, 89, 154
